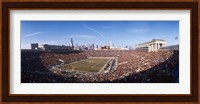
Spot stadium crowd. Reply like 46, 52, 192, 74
21, 50, 179, 83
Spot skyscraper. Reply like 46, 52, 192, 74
71, 38, 74, 47
70, 38, 74, 50
109, 40, 112, 48
91, 44, 95, 50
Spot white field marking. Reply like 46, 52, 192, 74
97, 58, 113, 74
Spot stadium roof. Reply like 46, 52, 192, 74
151, 39, 165, 42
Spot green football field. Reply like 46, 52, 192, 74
62, 57, 111, 72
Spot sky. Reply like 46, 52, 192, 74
21, 21, 179, 49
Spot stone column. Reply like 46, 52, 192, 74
148, 46, 150, 52
157, 43, 159, 51
158, 43, 160, 50
156, 43, 159, 51
150, 44, 152, 52
149, 44, 152, 52
152, 43, 155, 52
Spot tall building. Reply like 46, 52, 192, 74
87, 44, 91, 50
75, 44, 79, 50
70, 38, 74, 48
31, 43, 39, 50
91, 44, 95, 50
129, 46, 132, 50
109, 40, 112, 48
81, 45, 87, 50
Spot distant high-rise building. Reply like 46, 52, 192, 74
75, 44, 79, 50
71, 38, 74, 47
70, 38, 74, 50
79, 46, 82, 50
129, 46, 132, 50
81, 45, 88, 50
31, 43, 39, 50
87, 44, 91, 50
91, 44, 95, 50
109, 40, 112, 48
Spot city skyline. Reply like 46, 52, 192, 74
21, 21, 179, 49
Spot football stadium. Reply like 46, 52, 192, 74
21, 21, 179, 83
21, 46, 179, 83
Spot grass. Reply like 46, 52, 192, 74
62, 57, 111, 72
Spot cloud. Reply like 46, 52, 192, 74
82, 24, 104, 38
24, 32, 44, 37
127, 29, 148, 33
71, 35, 98, 39
102, 26, 115, 29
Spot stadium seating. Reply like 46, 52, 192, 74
21, 50, 179, 83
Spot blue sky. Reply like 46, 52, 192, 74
21, 21, 179, 49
